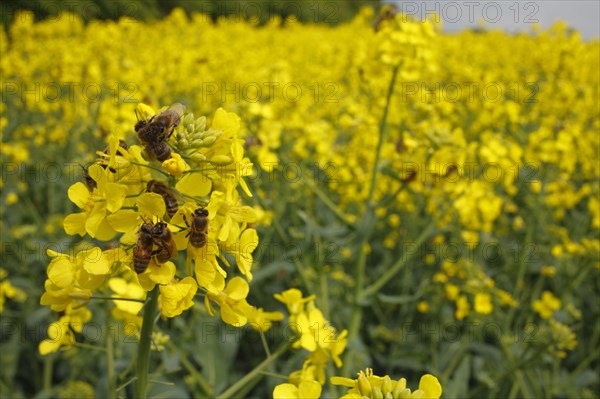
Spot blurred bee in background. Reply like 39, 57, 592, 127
373, 4, 398, 32
135, 103, 185, 161
146, 180, 179, 218
184, 208, 209, 248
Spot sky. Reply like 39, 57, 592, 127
387, 0, 600, 39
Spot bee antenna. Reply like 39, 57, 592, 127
135, 109, 140, 122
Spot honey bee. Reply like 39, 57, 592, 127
183, 208, 209, 248
80, 165, 96, 191
132, 221, 177, 273
133, 222, 155, 274
146, 140, 173, 162
100, 140, 129, 173
135, 103, 185, 146
373, 5, 398, 32
150, 221, 177, 263
102, 139, 129, 156
146, 180, 179, 218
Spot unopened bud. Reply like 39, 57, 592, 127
372, 387, 384, 399
190, 139, 204, 147
202, 136, 217, 146
191, 153, 207, 163
195, 116, 206, 130
210, 155, 233, 165
382, 376, 393, 395
395, 388, 411, 399
358, 372, 372, 397
182, 114, 194, 125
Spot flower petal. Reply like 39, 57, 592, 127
104, 183, 126, 212
63, 212, 88, 236
273, 383, 299, 399
80, 247, 111, 275
419, 374, 442, 399
68, 182, 90, 209
176, 172, 212, 198
107, 209, 140, 233
137, 193, 166, 219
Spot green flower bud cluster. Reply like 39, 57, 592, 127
339, 369, 442, 399
175, 113, 226, 164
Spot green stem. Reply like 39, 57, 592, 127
217, 343, 289, 399
344, 65, 400, 375
301, 177, 354, 228
42, 354, 54, 393
319, 270, 330, 320
175, 348, 213, 396
500, 339, 534, 399
91, 296, 146, 303
129, 161, 170, 176
366, 65, 400, 207
360, 219, 437, 300
106, 310, 116, 398
135, 286, 160, 399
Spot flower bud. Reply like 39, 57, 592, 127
162, 153, 187, 177
372, 387, 384, 399
190, 139, 204, 147
357, 371, 372, 397
394, 388, 411, 399
189, 132, 205, 141
202, 135, 217, 146
210, 155, 233, 165
191, 153, 207, 163
382, 376, 393, 394
178, 138, 189, 148
195, 116, 206, 130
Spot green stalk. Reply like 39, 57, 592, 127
106, 309, 116, 398
366, 65, 400, 207
217, 343, 289, 399
91, 296, 146, 303
301, 177, 355, 228
360, 219, 437, 300
134, 286, 160, 399
344, 65, 400, 374
42, 354, 54, 393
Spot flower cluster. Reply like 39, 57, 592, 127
331, 368, 442, 399
274, 289, 348, 388
0, 268, 26, 313
39, 104, 282, 354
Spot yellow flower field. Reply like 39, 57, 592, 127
1, 6, 598, 399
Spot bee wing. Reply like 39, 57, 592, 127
169, 242, 178, 259
167, 103, 186, 115
164, 103, 185, 123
